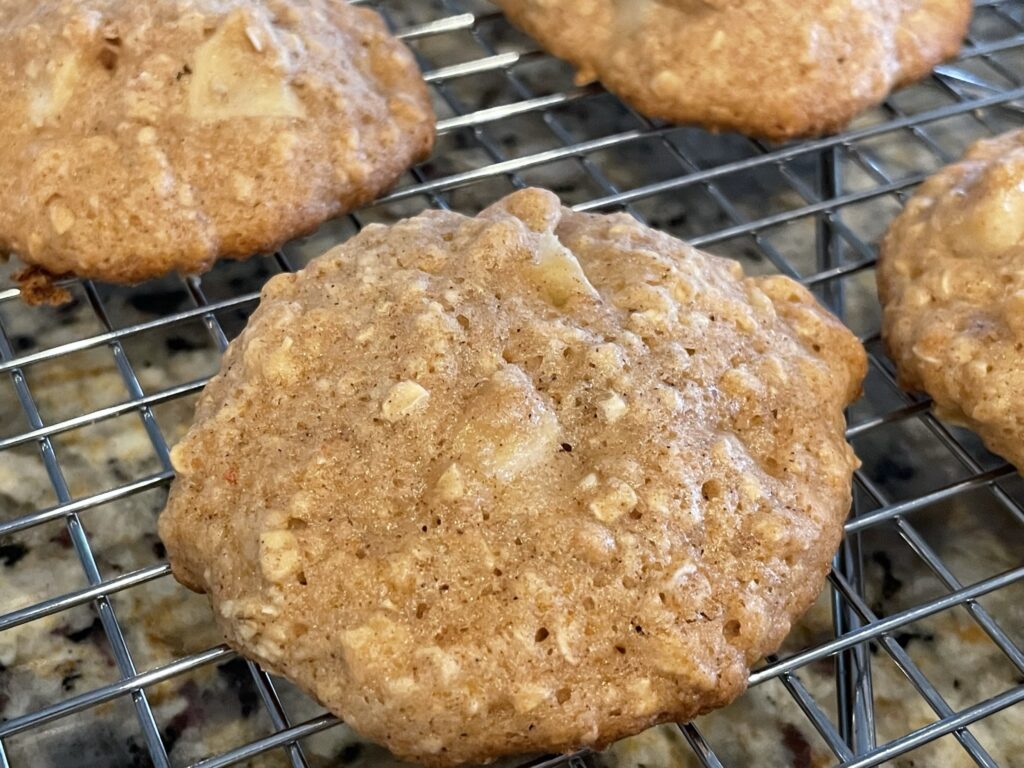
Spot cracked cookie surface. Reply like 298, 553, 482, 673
0, 0, 434, 300
493, 0, 971, 139
878, 130, 1024, 472
159, 188, 866, 766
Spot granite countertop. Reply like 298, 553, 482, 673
1, 2, 1023, 766
1, 195, 1022, 768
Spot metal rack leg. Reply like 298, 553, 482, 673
831, 534, 877, 754
813, 144, 877, 756
816, 147, 845, 313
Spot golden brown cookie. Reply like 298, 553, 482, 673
159, 188, 866, 766
493, 0, 971, 139
878, 131, 1024, 472
0, 0, 434, 298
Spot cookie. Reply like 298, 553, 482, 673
493, 0, 971, 140
159, 188, 866, 766
0, 0, 434, 301
878, 131, 1024, 472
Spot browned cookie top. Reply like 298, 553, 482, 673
159, 188, 865, 766
494, 0, 971, 139
0, 0, 434, 298
879, 130, 1024, 472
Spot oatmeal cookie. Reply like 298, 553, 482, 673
160, 188, 866, 766
0, 0, 434, 298
493, 0, 971, 140
878, 130, 1024, 472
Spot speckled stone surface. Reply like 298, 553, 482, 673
1, 260, 1021, 768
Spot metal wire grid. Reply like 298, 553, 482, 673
1, 1, 1023, 766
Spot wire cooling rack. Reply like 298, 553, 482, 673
1, 1, 1023, 767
